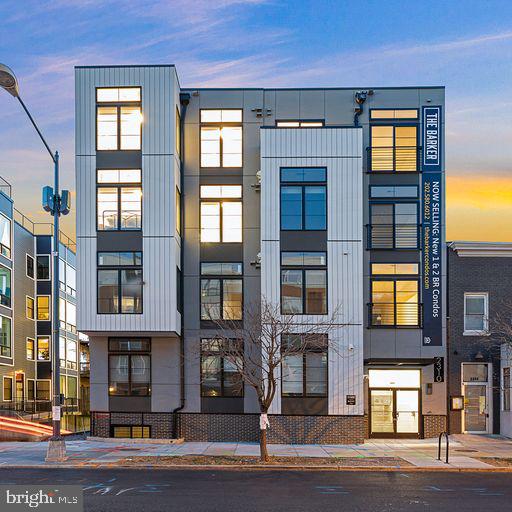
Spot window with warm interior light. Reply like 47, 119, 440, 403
276, 120, 324, 127
0, 316, 11, 358
37, 337, 50, 361
37, 296, 50, 320
26, 296, 35, 320
370, 263, 420, 327
200, 185, 242, 243
370, 124, 418, 172
200, 109, 242, 167
26, 338, 35, 360
96, 87, 142, 150
97, 169, 142, 231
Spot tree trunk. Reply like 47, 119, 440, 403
259, 427, 269, 463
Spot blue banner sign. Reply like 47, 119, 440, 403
422, 106, 443, 347
423, 106, 442, 172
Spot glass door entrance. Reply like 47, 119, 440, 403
463, 384, 488, 433
370, 389, 420, 437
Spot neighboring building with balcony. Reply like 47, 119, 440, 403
76, 65, 446, 442
0, 179, 83, 427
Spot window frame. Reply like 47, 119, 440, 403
36, 254, 51, 281
26, 254, 35, 279
0, 314, 12, 358
503, 367, 511, 412
369, 108, 419, 121
3, 376, 13, 402
463, 292, 489, 335
37, 336, 51, 361
199, 109, 243, 168
281, 334, 328, 398
108, 337, 151, 397
36, 295, 51, 321
200, 262, 243, 322
97, 251, 143, 315
370, 264, 421, 328
280, 251, 328, 316
26, 296, 35, 320
0, 213, 11, 260
0, 263, 11, 309
26, 337, 35, 360
95, 87, 142, 151
96, 169, 142, 232
27, 379, 35, 401
368, 122, 419, 173
36, 379, 51, 400
199, 186, 243, 243
368, 200, 420, 250
279, 167, 327, 231
200, 338, 244, 398
275, 119, 325, 128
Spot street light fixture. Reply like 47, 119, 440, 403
0, 63, 70, 461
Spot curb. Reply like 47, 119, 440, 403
1, 464, 511, 473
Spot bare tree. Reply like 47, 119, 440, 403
488, 300, 512, 349
201, 298, 345, 462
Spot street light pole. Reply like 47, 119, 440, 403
0, 64, 69, 461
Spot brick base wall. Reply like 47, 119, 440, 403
91, 411, 366, 444
423, 414, 447, 438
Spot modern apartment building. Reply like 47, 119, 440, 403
0, 179, 82, 424
76, 65, 446, 442
447, 242, 512, 436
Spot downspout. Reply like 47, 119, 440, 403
354, 90, 373, 127
172, 92, 190, 438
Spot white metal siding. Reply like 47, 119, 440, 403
260, 128, 364, 415
75, 66, 181, 334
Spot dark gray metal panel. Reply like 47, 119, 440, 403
109, 396, 151, 412
280, 231, 327, 251
201, 397, 244, 413
95, 151, 142, 169
281, 397, 328, 415
96, 231, 143, 251
200, 244, 243, 261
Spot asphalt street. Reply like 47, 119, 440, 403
0, 468, 511, 511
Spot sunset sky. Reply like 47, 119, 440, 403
0, 0, 511, 241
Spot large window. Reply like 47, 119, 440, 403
0, 266, 11, 307
98, 251, 143, 314
96, 87, 142, 150
201, 338, 243, 397
36, 380, 50, 400
369, 202, 419, 249
37, 296, 50, 320
36, 255, 50, 280
26, 338, 35, 360
369, 124, 418, 172
109, 338, 150, 396
200, 109, 242, 167
0, 315, 11, 358
0, 214, 11, 258
281, 334, 327, 397
280, 167, 326, 230
26, 297, 35, 320
200, 185, 242, 243
97, 169, 142, 231
67, 340, 77, 370
370, 263, 420, 327
464, 293, 488, 335
281, 252, 327, 315
37, 337, 50, 361
3, 377, 12, 401
200, 263, 242, 321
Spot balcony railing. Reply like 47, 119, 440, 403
367, 146, 421, 173
367, 223, 420, 250
368, 302, 422, 328
80, 361, 90, 375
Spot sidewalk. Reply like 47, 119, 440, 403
0, 434, 511, 470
